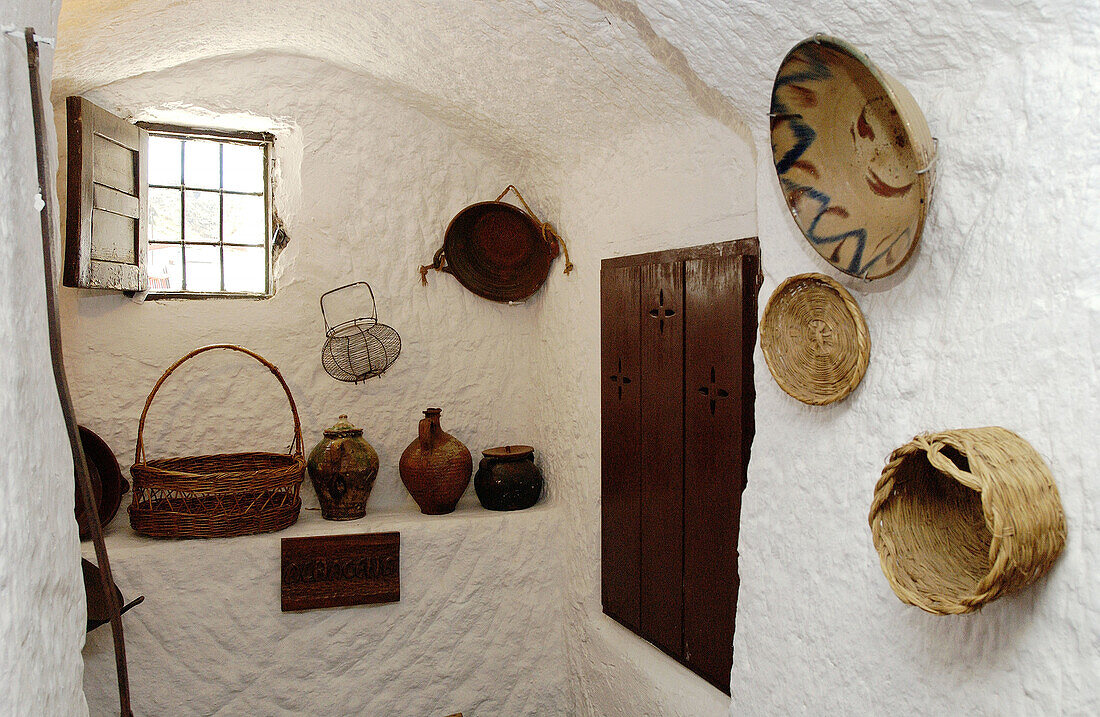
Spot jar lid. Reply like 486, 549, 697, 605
482, 445, 534, 460
323, 414, 363, 438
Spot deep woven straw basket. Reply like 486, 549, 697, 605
869, 427, 1067, 615
129, 344, 306, 539
760, 273, 870, 405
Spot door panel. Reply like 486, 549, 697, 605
683, 254, 746, 694
601, 265, 641, 630
638, 261, 684, 657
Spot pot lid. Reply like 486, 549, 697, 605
443, 202, 559, 303
323, 414, 364, 438
482, 445, 534, 460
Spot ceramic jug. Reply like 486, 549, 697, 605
307, 415, 379, 520
399, 408, 472, 515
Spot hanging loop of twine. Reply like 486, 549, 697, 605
419, 247, 447, 285
495, 184, 573, 275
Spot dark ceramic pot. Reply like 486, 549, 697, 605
474, 445, 543, 511
399, 408, 472, 515
307, 415, 379, 520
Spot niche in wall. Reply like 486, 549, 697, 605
601, 238, 760, 693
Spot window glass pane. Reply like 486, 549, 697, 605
223, 194, 266, 245
148, 243, 183, 292
148, 136, 181, 186
149, 188, 181, 243
183, 139, 220, 189
184, 244, 221, 292
184, 190, 219, 243
223, 246, 266, 293
222, 143, 263, 193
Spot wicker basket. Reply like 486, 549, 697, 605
129, 345, 306, 539
869, 427, 1066, 615
760, 273, 870, 405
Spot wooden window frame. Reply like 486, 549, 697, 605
137, 122, 275, 299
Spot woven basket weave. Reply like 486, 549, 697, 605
129, 344, 305, 539
760, 273, 870, 405
869, 427, 1066, 615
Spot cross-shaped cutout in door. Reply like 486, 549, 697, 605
648, 288, 676, 334
609, 357, 632, 400
697, 365, 730, 415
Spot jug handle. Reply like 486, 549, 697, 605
418, 416, 436, 451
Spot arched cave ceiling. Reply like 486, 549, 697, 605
52, 0, 751, 165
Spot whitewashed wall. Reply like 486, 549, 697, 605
59, 54, 580, 715
0, 0, 87, 715
539, 1, 1100, 715
57, 53, 551, 514
5, 0, 1096, 713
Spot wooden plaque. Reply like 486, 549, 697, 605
281, 532, 400, 612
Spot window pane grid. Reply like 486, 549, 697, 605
146, 130, 270, 296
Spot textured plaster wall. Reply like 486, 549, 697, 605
56, 53, 552, 514
59, 53, 579, 715
20, 0, 1100, 714
538, 1, 1099, 715
0, 0, 88, 715
532, 116, 757, 717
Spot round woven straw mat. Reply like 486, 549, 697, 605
760, 273, 870, 405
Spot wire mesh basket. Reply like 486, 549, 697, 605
320, 282, 401, 383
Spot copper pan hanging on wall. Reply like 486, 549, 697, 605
419, 185, 573, 303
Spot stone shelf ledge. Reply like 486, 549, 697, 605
81, 497, 569, 715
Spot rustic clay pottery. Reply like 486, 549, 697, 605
82, 558, 143, 633
307, 415, 379, 520
75, 425, 129, 540
770, 35, 935, 280
475, 445, 543, 511
399, 408, 472, 515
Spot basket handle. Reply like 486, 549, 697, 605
134, 344, 304, 465
320, 282, 378, 335
496, 185, 573, 275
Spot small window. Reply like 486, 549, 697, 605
142, 125, 273, 297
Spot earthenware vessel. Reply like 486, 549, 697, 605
307, 415, 379, 520
474, 445, 543, 511
399, 408, 472, 515
770, 35, 935, 280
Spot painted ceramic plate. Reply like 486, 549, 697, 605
770, 36, 935, 280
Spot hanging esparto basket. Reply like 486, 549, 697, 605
320, 282, 401, 383
129, 344, 306, 539
760, 272, 870, 405
869, 427, 1067, 615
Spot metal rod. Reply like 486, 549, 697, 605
23, 27, 133, 717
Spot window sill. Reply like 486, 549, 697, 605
143, 291, 272, 300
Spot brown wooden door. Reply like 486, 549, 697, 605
683, 253, 747, 693
637, 261, 684, 657
600, 265, 641, 630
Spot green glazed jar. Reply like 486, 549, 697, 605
307, 415, 379, 520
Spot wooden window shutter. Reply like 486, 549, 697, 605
600, 239, 760, 695
63, 96, 148, 291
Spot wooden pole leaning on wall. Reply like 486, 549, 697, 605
22, 27, 134, 716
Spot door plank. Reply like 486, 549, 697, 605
601, 264, 641, 630
638, 261, 684, 657
683, 254, 747, 694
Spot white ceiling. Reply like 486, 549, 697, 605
52, 0, 745, 164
